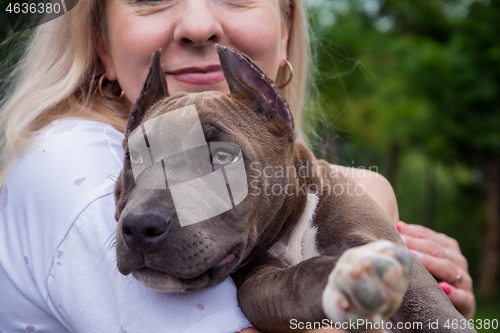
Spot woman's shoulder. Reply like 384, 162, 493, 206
330, 164, 399, 224
4, 118, 125, 220
0, 119, 126, 320
34, 118, 125, 168
9, 118, 124, 188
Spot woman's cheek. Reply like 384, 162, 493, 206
114, 33, 168, 102
226, 20, 283, 77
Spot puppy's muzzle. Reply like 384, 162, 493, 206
121, 209, 172, 253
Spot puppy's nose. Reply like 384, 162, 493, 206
121, 210, 171, 253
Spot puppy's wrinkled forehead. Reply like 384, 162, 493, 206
128, 92, 232, 171
146, 91, 231, 120
127, 91, 249, 227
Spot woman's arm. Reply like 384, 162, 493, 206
333, 166, 399, 224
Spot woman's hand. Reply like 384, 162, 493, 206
397, 220, 476, 319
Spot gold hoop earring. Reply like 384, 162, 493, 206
278, 60, 293, 89
99, 73, 124, 101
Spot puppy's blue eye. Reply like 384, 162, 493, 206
212, 149, 237, 166
130, 152, 144, 165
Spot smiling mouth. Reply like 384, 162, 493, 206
167, 65, 225, 85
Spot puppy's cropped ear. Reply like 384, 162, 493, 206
126, 49, 169, 137
216, 44, 294, 136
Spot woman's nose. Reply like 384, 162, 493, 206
173, 0, 223, 47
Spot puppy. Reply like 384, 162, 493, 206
113, 46, 474, 333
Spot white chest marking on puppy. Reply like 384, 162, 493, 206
269, 193, 320, 266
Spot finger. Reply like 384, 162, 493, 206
439, 282, 476, 320
398, 221, 460, 251
403, 235, 449, 259
402, 234, 468, 271
409, 250, 472, 291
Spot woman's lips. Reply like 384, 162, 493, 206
167, 65, 225, 85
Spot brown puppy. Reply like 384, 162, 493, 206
113, 46, 475, 333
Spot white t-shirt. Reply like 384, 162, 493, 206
0, 119, 252, 333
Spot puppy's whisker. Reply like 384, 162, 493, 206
101, 231, 117, 253
106, 173, 119, 183
251, 237, 268, 250
97, 232, 117, 272
98, 234, 118, 274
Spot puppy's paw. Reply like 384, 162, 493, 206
322, 240, 412, 332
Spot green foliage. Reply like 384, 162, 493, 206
306, 0, 500, 314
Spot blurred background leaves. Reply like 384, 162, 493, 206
304, 0, 500, 324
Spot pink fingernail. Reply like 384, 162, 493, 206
439, 282, 452, 295
410, 249, 424, 261
397, 224, 402, 232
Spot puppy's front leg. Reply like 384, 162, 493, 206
232, 243, 411, 333
232, 254, 336, 333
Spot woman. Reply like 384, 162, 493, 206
0, 0, 474, 332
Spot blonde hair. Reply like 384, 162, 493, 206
278, 0, 310, 143
0, 0, 311, 188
